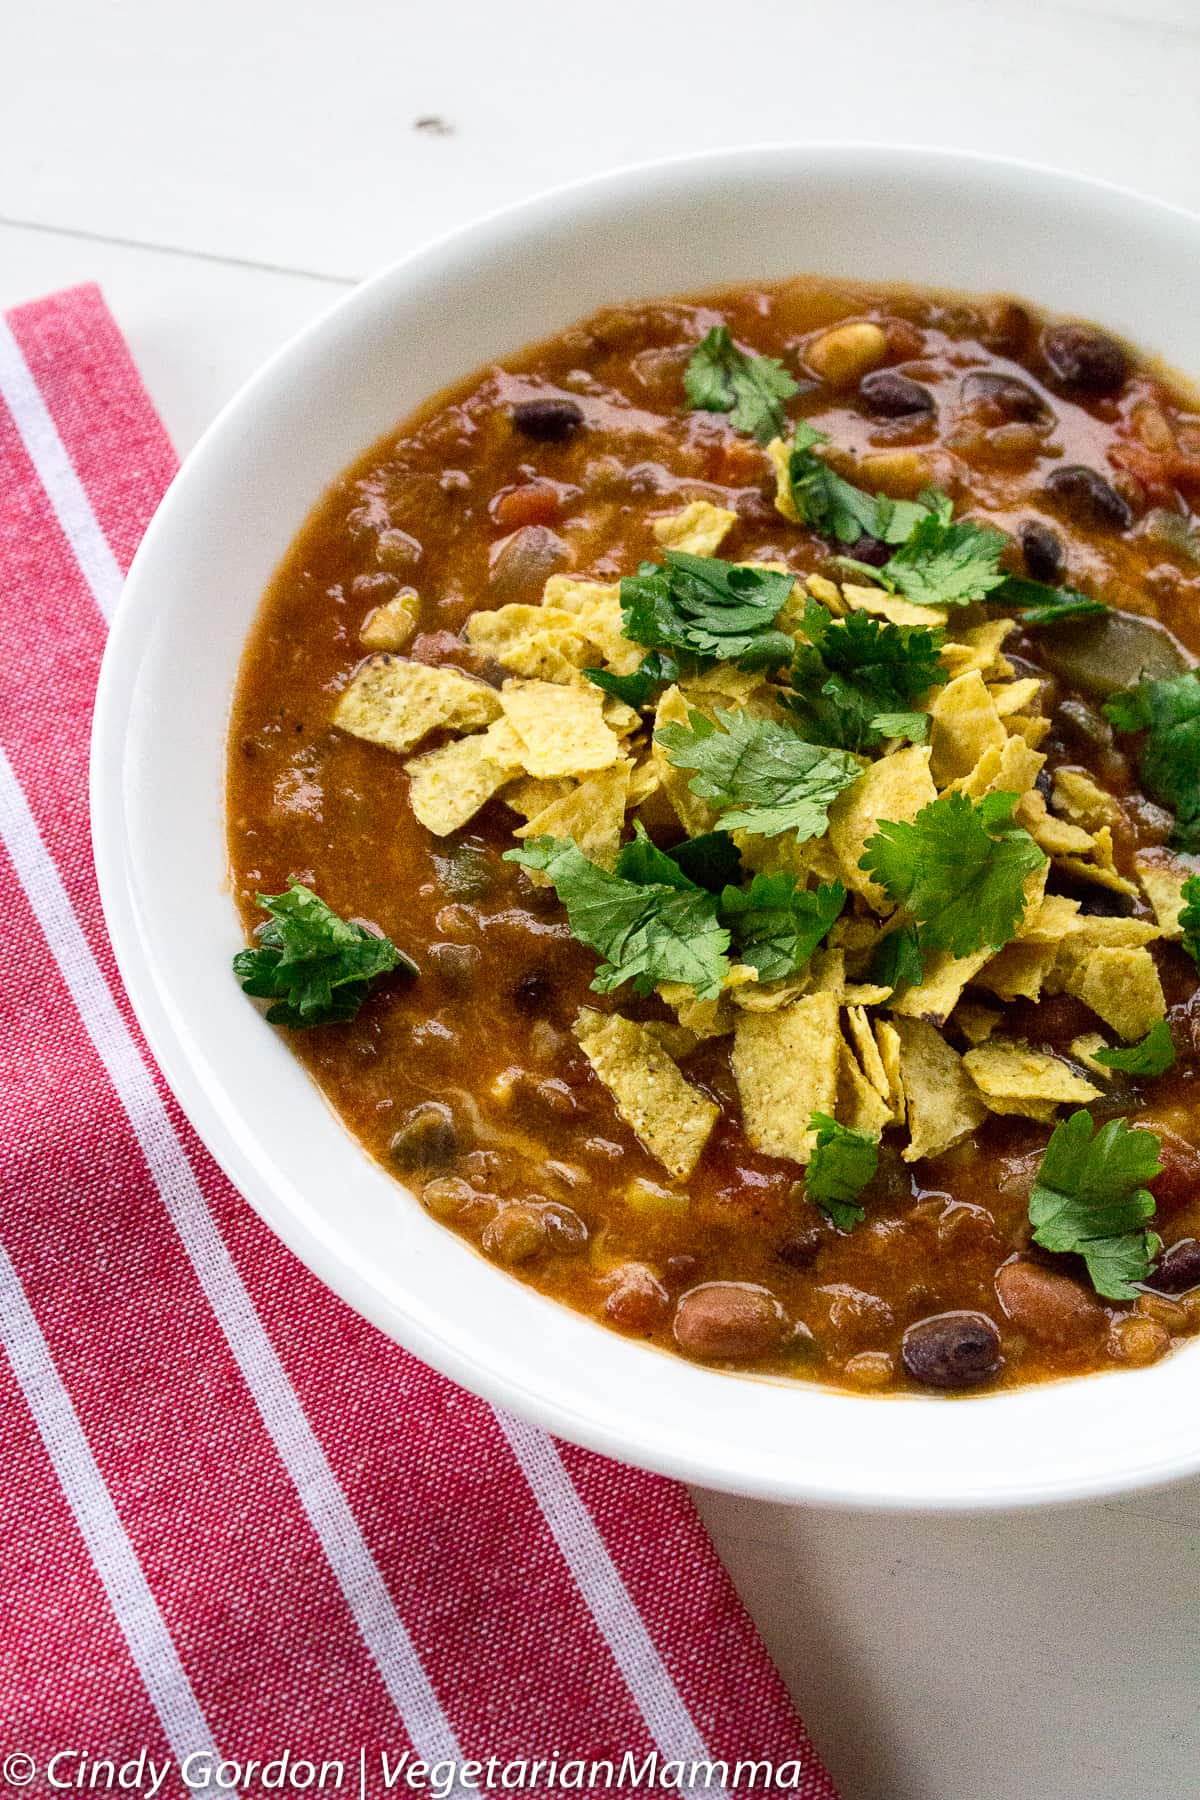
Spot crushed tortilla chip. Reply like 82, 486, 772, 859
1135, 853, 1194, 938
804, 572, 845, 614
359, 592, 418, 652
1018, 894, 1082, 943
1051, 767, 1121, 831
626, 753, 661, 807
658, 982, 732, 1040
893, 1017, 986, 1162
975, 940, 1058, 1004
499, 679, 621, 778
956, 1002, 1002, 1045
465, 604, 588, 680
652, 685, 720, 836
842, 581, 948, 629
874, 1018, 905, 1120
963, 1042, 1100, 1118
573, 1008, 718, 1179
1053, 824, 1139, 897
731, 993, 841, 1164
515, 762, 631, 872
1031, 810, 1096, 857
827, 745, 935, 907
941, 618, 1016, 681
1071, 1031, 1113, 1080
543, 574, 644, 675
954, 735, 1045, 803
928, 670, 1007, 787
838, 1039, 892, 1135
990, 677, 1043, 718
501, 775, 573, 818
845, 1003, 894, 1108
653, 500, 737, 557
889, 947, 992, 1025
767, 437, 800, 524
405, 732, 523, 835
334, 656, 501, 754
1057, 945, 1166, 1040
642, 1021, 701, 1061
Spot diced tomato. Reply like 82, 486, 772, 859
493, 483, 561, 530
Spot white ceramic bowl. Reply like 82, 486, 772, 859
93, 145, 1200, 1509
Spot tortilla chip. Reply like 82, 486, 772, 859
1007, 714, 1052, 747
573, 1008, 718, 1180
359, 591, 418, 652
804, 573, 846, 614
954, 734, 1045, 802
889, 947, 992, 1025
658, 983, 732, 1040
838, 1040, 893, 1135
465, 604, 588, 680
956, 1002, 1002, 1045
827, 745, 935, 907
734, 827, 843, 887
893, 1017, 986, 1162
651, 685, 721, 836
499, 679, 621, 778
501, 775, 574, 818
641, 1021, 702, 1061
990, 677, 1043, 718
1032, 811, 1096, 856
1071, 1032, 1112, 1080
680, 664, 770, 709
964, 1042, 1100, 1116
1018, 894, 1083, 943
543, 575, 644, 675
844, 983, 893, 1006
1054, 825, 1139, 897
841, 581, 948, 629
975, 941, 1058, 1004
1135, 853, 1194, 938
940, 618, 1016, 681
1064, 915, 1162, 951
405, 732, 522, 836
1051, 767, 1121, 831
626, 753, 661, 807
333, 656, 501, 755
1058, 945, 1166, 1041
875, 1018, 905, 1119
767, 437, 801, 524
731, 992, 841, 1164
928, 670, 1007, 787
845, 1004, 894, 1108
515, 762, 631, 872
653, 500, 737, 557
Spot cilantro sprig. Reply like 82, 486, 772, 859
1179, 873, 1200, 969
655, 707, 862, 841
721, 876, 846, 983
993, 576, 1107, 627
1093, 1021, 1176, 1079
785, 423, 944, 546
1105, 670, 1200, 852
233, 884, 413, 1028
882, 512, 1009, 609
804, 1113, 880, 1231
861, 791, 1046, 959
584, 650, 682, 710
784, 598, 946, 752
1028, 1111, 1162, 1299
620, 552, 796, 668
683, 326, 799, 443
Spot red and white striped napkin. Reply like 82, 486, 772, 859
0, 286, 838, 1800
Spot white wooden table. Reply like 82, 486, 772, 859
6, 1, 1200, 1793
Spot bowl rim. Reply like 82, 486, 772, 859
92, 141, 1200, 1511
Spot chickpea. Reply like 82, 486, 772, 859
1110, 1316, 1171, 1366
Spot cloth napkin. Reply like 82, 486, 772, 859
0, 285, 838, 1800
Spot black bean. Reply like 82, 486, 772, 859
1051, 697, 1113, 752
844, 533, 892, 568
1075, 887, 1135, 918
1044, 465, 1133, 532
389, 1101, 459, 1172
1042, 322, 1129, 397
961, 371, 1048, 423
859, 369, 934, 418
1147, 1239, 1200, 1296
512, 969, 556, 1015
1018, 519, 1065, 585
1035, 766, 1054, 802
776, 1223, 823, 1270
511, 397, 585, 441
901, 1311, 1002, 1390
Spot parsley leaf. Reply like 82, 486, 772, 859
584, 650, 680, 709
783, 599, 946, 752
1093, 1020, 1176, 1078
683, 326, 799, 443
1179, 873, 1200, 970
868, 923, 925, 990
721, 875, 846, 983
1028, 1111, 1162, 1299
861, 790, 1047, 958
233, 884, 412, 1028
655, 706, 862, 840
505, 832, 731, 999
785, 424, 946, 545
993, 576, 1107, 627
620, 552, 796, 666
665, 831, 743, 893
804, 1112, 880, 1231
883, 513, 1009, 609
1104, 670, 1200, 852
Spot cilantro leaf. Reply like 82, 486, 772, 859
1179, 873, 1200, 970
1104, 671, 1200, 852
993, 576, 1107, 627
655, 707, 862, 840
783, 600, 945, 752
683, 326, 799, 443
620, 552, 796, 666
861, 790, 1046, 958
1028, 1111, 1162, 1299
785, 424, 945, 546
665, 831, 743, 893
868, 923, 925, 990
804, 1112, 880, 1231
233, 884, 412, 1028
505, 833, 730, 999
883, 513, 1009, 609
720, 876, 845, 983
1093, 1020, 1176, 1078
584, 651, 680, 709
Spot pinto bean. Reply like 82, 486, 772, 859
961, 371, 1048, 424
859, 370, 934, 418
673, 1283, 786, 1362
1149, 1131, 1200, 1216
901, 1312, 1002, 1390
1044, 465, 1133, 532
390, 1101, 459, 1172
1042, 322, 1129, 396
482, 1205, 546, 1264
994, 1260, 1104, 1346
605, 1264, 670, 1332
